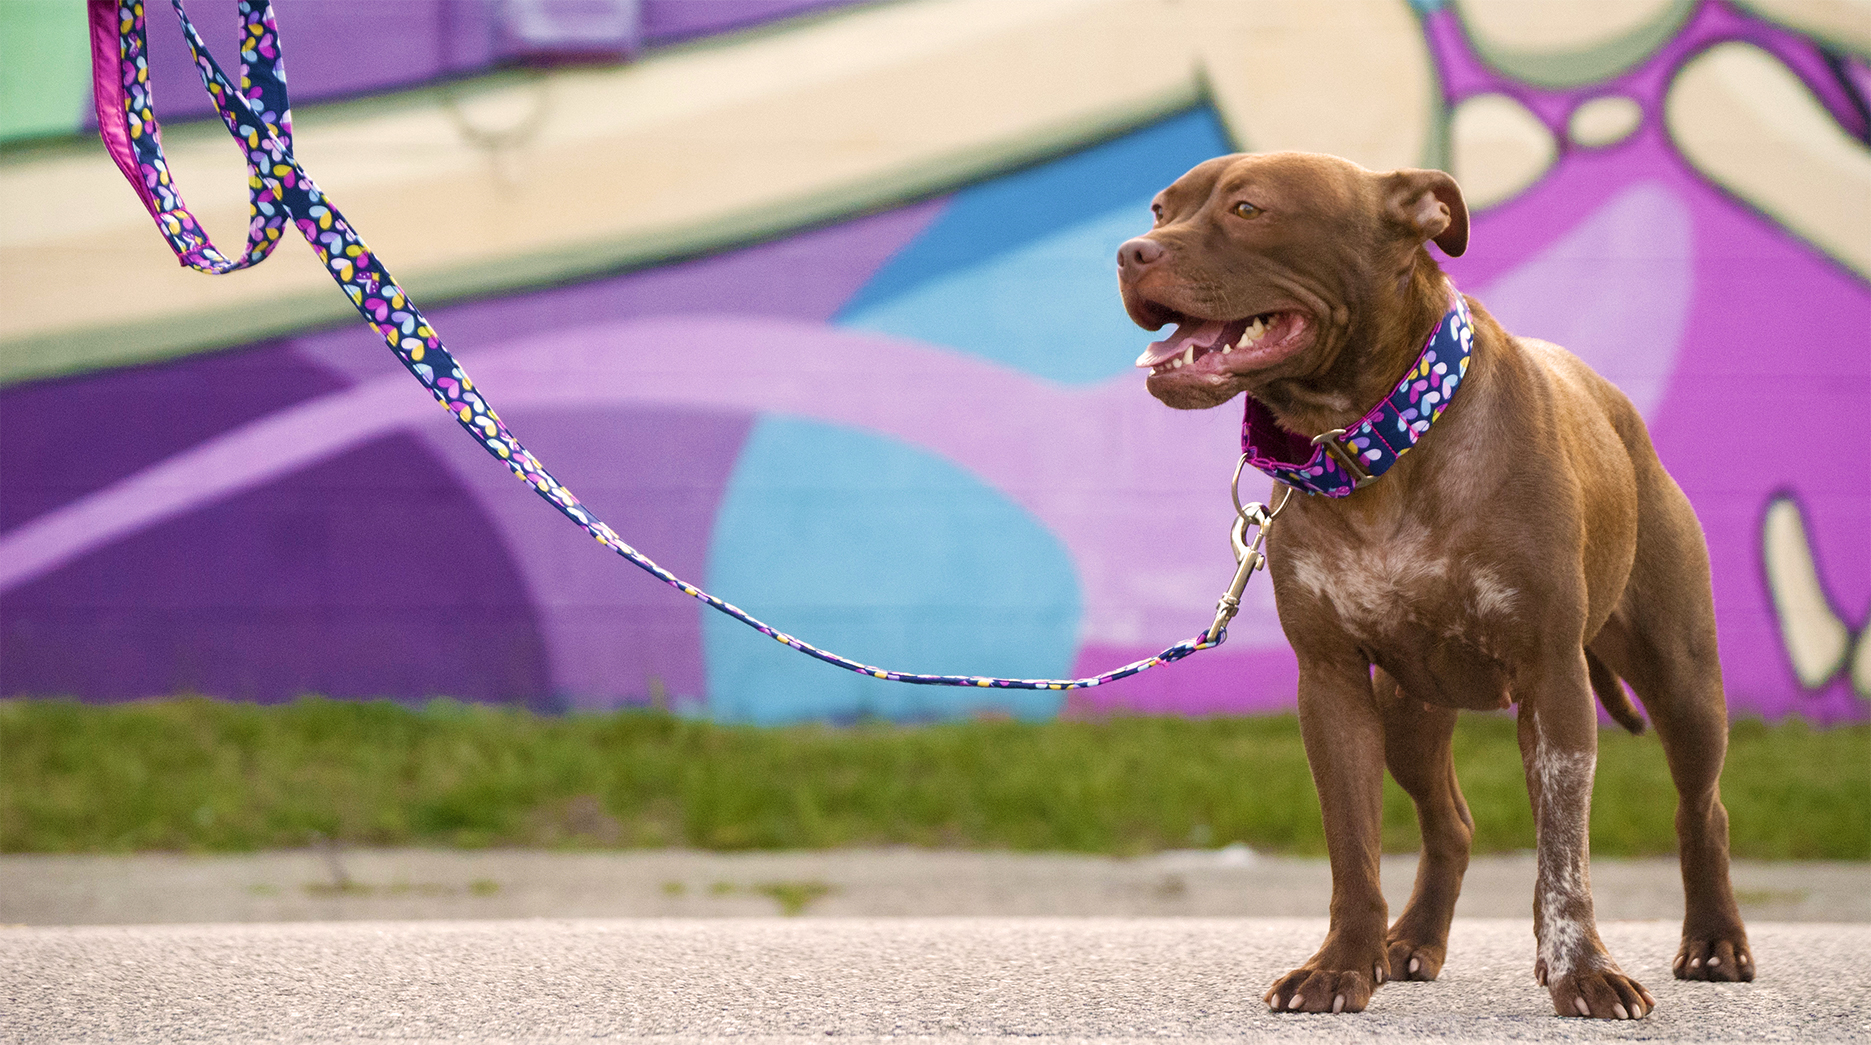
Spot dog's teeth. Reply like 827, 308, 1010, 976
1181, 345, 1195, 366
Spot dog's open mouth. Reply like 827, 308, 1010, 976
1133, 310, 1310, 375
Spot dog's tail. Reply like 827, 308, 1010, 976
1586, 649, 1647, 735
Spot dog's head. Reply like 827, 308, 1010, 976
1118, 151, 1467, 412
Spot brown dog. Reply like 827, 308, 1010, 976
1117, 152, 1751, 1019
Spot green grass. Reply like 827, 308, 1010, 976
1, 698, 1864, 859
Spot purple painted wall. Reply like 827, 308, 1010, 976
5, 1, 1866, 722
97, 0, 870, 127
0, 204, 940, 706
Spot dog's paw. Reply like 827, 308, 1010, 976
1264, 961, 1384, 1014
1544, 966, 1655, 1019
1674, 934, 1755, 982
1384, 935, 1446, 981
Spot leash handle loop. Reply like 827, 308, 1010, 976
92, 0, 1245, 694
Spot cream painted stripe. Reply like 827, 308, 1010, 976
1451, 0, 1696, 88
1666, 41, 1871, 280
1761, 497, 1851, 688
0, 0, 1442, 385
1194, 0, 1437, 173
1734, 0, 1871, 59
3, 0, 1127, 249
0, 0, 1200, 383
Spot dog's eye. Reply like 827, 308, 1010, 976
1232, 201, 1263, 219
1151, 203, 1165, 224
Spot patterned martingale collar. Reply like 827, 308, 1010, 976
1241, 286, 1474, 498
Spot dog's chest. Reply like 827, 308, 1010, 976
1279, 521, 1524, 709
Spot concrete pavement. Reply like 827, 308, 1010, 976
4, 916, 1868, 1044
4, 851, 1865, 1043
4, 848, 1866, 924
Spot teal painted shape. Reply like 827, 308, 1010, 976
0, 1, 93, 143
839, 206, 1166, 384
703, 418, 1080, 724
836, 108, 1233, 385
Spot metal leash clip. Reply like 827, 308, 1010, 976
1210, 455, 1286, 642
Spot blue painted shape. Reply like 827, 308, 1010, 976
835, 108, 1234, 383
841, 109, 1233, 311
703, 417, 1081, 724
840, 206, 1175, 384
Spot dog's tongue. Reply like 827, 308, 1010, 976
1134, 318, 1229, 368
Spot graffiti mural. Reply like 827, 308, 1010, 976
0, 0, 1864, 722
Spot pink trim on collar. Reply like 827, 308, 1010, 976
1241, 287, 1475, 498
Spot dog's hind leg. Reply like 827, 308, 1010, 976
1587, 477, 1753, 982
1376, 670, 1472, 981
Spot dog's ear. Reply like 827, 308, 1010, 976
1384, 168, 1468, 258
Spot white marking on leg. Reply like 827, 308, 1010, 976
1533, 720, 1598, 983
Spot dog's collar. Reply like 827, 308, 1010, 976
1240, 286, 1473, 498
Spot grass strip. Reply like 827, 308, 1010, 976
1, 698, 1864, 859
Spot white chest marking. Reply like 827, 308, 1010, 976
1287, 529, 1518, 637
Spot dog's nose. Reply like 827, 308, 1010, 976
1117, 236, 1165, 274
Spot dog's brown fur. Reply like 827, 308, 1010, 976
1117, 152, 1751, 1019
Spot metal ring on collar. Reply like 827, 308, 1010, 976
1230, 453, 1273, 527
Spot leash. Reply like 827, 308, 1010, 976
90, 0, 1280, 693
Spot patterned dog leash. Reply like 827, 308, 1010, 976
90, 0, 1278, 692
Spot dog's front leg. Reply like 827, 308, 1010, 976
1517, 652, 1657, 1019
1265, 654, 1389, 1014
